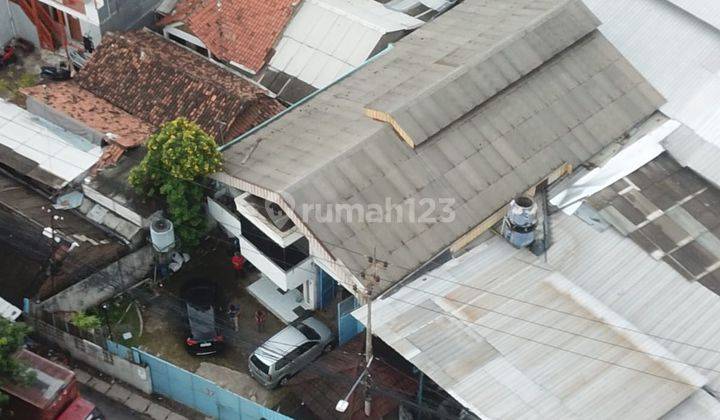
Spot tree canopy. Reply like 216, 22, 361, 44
0, 318, 35, 405
129, 118, 223, 249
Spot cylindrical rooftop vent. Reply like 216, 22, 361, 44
150, 218, 175, 252
501, 196, 538, 248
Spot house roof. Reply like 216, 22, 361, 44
0, 99, 102, 188
583, 152, 720, 290
356, 221, 707, 419
21, 83, 155, 150
73, 30, 283, 143
663, 124, 720, 188
219, 0, 663, 293
268, 0, 423, 89
160, 0, 299, 73
584, 0, 720, 186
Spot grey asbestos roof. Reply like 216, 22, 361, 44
221, 0, 663, 291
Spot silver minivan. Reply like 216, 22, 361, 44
248, 317, 334, 388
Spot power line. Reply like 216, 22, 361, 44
210, 203, 720, 357
52, 208, 720, 381
88, 158, 720, 360
385, 294, 701, 388
204, 215, 720, 365
36, 255, 462, 413
48, 209, 720, 382
25, 147, 720, 384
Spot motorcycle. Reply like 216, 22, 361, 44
40, 64, 72, 81
0, 44, 16, 69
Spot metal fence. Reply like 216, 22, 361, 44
338, 295, 364, 346
105, 343, 290, 420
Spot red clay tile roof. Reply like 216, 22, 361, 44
160, 0, 298, 73
226, 96, 287, 139
95, 143, 127, 170
21, 83, 155, 149
74, 30, 285, 143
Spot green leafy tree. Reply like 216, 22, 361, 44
70, 312, 102, 331
129, 118, 223, 248
0, 319, 35, 405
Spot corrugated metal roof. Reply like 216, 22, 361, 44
0, 100, 101, 188
356, 216, 710, 419
580, 151, 720, 295
0, 296, 21, 322
269, 0, 423, 89
583, 0, 720, 183
663, 123, 720, 188
549, 214, 720, 392
665, 0, 720, 31
220, 0, 663, 293
662, 390, 720, 419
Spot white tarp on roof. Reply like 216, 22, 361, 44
0, 100, 101, 187
551, 118, 680, 213
269, 0, 422, 88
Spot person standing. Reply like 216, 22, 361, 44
228, 304, 239, 331
255, 309, 266, 332
231, 251, 245, 280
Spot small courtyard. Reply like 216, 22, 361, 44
0, 43, 51, 103
128, 236, 293, 407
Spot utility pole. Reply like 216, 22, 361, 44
41, 206, 63, 297
362, 252, 387, 417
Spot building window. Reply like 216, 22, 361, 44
167, 34, 187, 47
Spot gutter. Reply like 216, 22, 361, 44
218, 43, 396, 151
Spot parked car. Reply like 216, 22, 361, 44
384, 0, 458, 21
248, 317, 334, 388
182, 281, 224, 356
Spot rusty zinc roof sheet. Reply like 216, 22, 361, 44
586, 152, 720, 287
160, 0, 298, 73
73, 30, 284, 142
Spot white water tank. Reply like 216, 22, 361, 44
150, 219, 175, 252
501, 196, 538, 248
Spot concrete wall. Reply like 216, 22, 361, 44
42, 245, 153, 312
99, 0, 163, 32
26, 97, 106, 145
32, 317, 152, 394
2, 2, 40, 47
1, 0, 13, 46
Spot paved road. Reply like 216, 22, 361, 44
80, 384, 151, 420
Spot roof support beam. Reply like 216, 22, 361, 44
364, 107, 416, 148
449, 162, 573, 253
